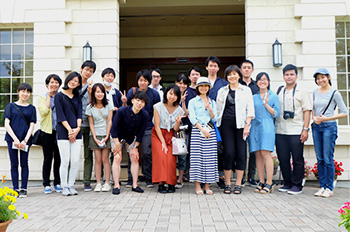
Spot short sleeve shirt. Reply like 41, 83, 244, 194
275, 85, 312, 135
4, 103, 37, 142
85, 103, 113, 136
153, 102, 184, 131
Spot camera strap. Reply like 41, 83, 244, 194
283, 84, 297, 113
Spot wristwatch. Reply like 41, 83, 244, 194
303, 127, 310, 132
135, 145, 139, 149
245, 121, 251, 126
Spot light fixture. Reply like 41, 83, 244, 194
83, 41, 92, 61
272, 38, 282, 67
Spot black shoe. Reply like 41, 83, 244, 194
216, 178, 225, 189
146, 181, 154, 188
125, 179, 132, 188
132, 186, 144, 193
168, 185, 175, 193
241, 179, 246, 187
19, 189, 27, 198
112, 187, 120, 195
248, 178, 258, 186
158, 184, 167, 194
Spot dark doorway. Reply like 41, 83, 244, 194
119, 57, 245, 91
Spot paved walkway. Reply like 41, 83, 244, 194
5, 181, 350, 232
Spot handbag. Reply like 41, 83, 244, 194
172, 128, 188, 156
32, 129, 43, 146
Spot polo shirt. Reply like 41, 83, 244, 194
239, 78, 259, 95
208, 77, 229, 101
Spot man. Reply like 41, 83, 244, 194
275, 64, 312, 195
239, 60, 258, 187
205, 56, 228, 189
126, 69, 161, 188
80, 60, 96, 192
111, 91, 149, 194
206, 56, 228, 101
149, 68, 164, 102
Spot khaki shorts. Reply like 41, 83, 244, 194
89, 135, 111, 150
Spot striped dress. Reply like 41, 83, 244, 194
190, 127, 219, 183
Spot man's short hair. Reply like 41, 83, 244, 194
150, 68, 162, 77
283, 64, 298, 75
132, 90, 149, 105
187, 67, 202, 76
136, 69, 152, 85
101, 67, 115, 78
81, 60, 96, 73
205, 56, 221, 67
239, 60, 254, 69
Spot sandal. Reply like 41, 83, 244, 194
205, 189, 213, 195
254, 182, 264, 193
224, 185, 232, 194
196, 190, 204, 195
233, 185, 242, 194
260, 183, 274, 194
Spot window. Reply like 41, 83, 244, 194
335, 21, 350, 125
0, 28, 33, 126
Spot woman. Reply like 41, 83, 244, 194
152, 85, 184, 193
248, 72, 280, 194
4, 83, 36, 198
312, 68, 348, 198
188, 77, 218, 195
38, 74, 63, 194
175, 73, 190, 188
86, 83, 113, 192
54, 72, 83, 196
216, 65, 254, 194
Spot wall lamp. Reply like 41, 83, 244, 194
273, 38, 282, 67
83, 41, 92, 61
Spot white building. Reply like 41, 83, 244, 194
0, 0, 349, 181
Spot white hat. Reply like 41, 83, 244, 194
195, 77, 212, 89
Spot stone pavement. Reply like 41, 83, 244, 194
6, 181, 350, 232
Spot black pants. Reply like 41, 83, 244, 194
141, 129, 152, 182
244, 152, 256, 180
221, 118, 246, 171
41, 130, 61, 187
276, 134, 304, 189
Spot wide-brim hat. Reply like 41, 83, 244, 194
195, 77, 212, 89
313, 68, 330, 78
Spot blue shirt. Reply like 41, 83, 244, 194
126, 87, 161, 130
54, 92, 83, 140
111, 106, 149, 144
46, 93, 58, 130
208, 77, 229, 101
188, 96, 217, 126
248, 90, 280, 153
4, 103, 36, 142
108, 88, 123, 108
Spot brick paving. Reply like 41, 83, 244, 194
6, 181, 350, 232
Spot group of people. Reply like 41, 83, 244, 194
4, 56, 347, 198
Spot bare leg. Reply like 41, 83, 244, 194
102, 148, 111, 184
195, 181, 202, 193
130, 153, 139, 188
235, 170, 244, 186
224, 170, 232, 186
262, 150, 273, 185
94, 149, 102, 184
255, 150, 265, 184
112, 153, 121, 188
178, 170, 184, 183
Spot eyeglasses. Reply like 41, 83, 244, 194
152, 75, 161, 79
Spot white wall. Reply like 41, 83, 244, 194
245, 0, 350, 180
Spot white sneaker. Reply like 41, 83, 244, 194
68, 186, 78, 195
314, 187, 325, 197
321, 188, 333, 198
95, 183, 102, 192
62, 187, 71, 196
102, 183, 111, 192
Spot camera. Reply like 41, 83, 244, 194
283, 111, 294, 120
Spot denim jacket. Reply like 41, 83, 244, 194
216, 84, 255, 128
188, 96, 217, 126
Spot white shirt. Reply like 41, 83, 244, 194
149, 84, 164, 102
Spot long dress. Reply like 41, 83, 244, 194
151, 102, 184, 185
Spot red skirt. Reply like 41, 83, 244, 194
151, 127, 177, 185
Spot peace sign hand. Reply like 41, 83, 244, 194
120, 90, 127, 104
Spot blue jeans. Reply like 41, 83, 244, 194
7, 141, 31, 190
312, 122, 338, 191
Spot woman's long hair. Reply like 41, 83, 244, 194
89, 83, 109, 107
